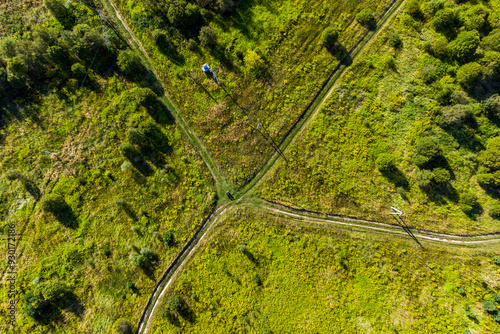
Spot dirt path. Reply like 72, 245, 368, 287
100, 1, 500, 333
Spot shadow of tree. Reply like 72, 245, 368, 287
53, 204, 78, 229
381, 168, 409, 189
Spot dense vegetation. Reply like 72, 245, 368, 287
0, 0, 214, 332
257, 0, 500, 234
110, 0, 395, 187
152, 206, 500, 333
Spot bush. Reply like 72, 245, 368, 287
121, 161, 133, 172
414, 136, 441, 166
166, 294, 183, 312
163, 231, 174, 246
415, 169, 434, 189
387, 29, 402, 48
494, 256, 500, 265
479, 137, 500, 171
321, 27, 339, 49
199, 26, 217, 47
126, 128, 146, 147
71, 63, 86, 80
405, 0, 421, 18
463, 5, 490, 33
115, 320, 133, 334
129, 248, 158, 268
450, 30, 480, 62
356, 9, 374, 26
41, 194, 66, 213
457, 62, 481, 88
244, 50, 265, 76
433, 168, 450, 183
482, 94, 500, 116
484, 300, 496, 313
482, 29, 500, 52
376, 153, 396, 172
490, 204, 500, 219
119, 142, 138, 160
431, 38, 449, 58
23, 280, 74, 322
459, 192, 479, 214
458, 287, 466, 296
117, 50, 143, 79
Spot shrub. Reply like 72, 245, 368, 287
163, 231, 174, 246
244, 50, 265, 76
387, 29, 402, 48
115, 320, 133, 334
457, 62, 481, 88
0, 37, 18, 58
115, 198, 126, 207
458, 287, 466, 296
321, 27, 339, 49
479, 137, 500, 171
126, 128, 147, 147
459, 192, 478, 214
166, 294, 183, 312
119, 142, 138, 160
490, 204, 500, 219
415, 169, 434, 189
376, 153, 396, 172
463, 5, 490, 33
23, 280, 74, 322
71, 63, 86, 79
117, 50, 143, 79
356, 9, 374, 26
494, 294, 500, 303
433, 168, 450, 183
482, 94, 500, 116
421, 64, 437, 83
449, 30, 480, 62
405, 0, 421, 17
431, 38, 449, 58
484, 300, 496, 313
199, 26, 217, 47
414, 136, 441, 166
494, 257, 500, 265
41, 194, 66, 213
129, 248, 158, 268
121, 161, 133, 172
477, 172, 500, 188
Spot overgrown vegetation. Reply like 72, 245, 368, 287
257, 0, 500, 234
151, 207, 500, 332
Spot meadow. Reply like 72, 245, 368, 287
257, 0, 500, 234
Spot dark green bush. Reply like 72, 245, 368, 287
415, 169, 434, 189
163, 231, 175, 246
41, 194, 66, 213
457, 62, 481, 88
482, 29, 500, 52
432, 8, 458, 34
414, 136, 441, 167
493, 256, 500, 265
433, 168, 450, 183
117, 50, 143, 79
119, 142, 138, 160
458, 287, 466, 296
459, 192, 479, 214
129, 248, 158, 268
482, 94, 500, 116
356, 9, 374, 26
376, 153, 396, 172
168, 1, 200, 28
490, 204, 500, 219
450, 30, 480, 62
438, 104, 472, 129
126, 128, 147, 147
115, 320, 133, 334
405, 0, 421, 17
166, 294, 183, 312
321, 27, 339, 49
431, 38, 449, 58
484, 300, 496, 313
199, 26, 217, 47
387, 30, 402, 48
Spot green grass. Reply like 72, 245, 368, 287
256, 0, 500, 234
0, 74, 215, 332
109, 0, 395, 188
150, 206, 500, 333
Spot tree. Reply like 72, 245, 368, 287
41, 194, 67, 214
71, 63, 86, 80
44, 0, 74, 28
198, 26, 217, 47
481, 29, 500, 52
432, 8, 458, 34
433, 168, 450, 183
115, 320, 133, 334
0, 37, 18, 58
23, 280, 74, 322
463, 5, 490, 33
479, 137, 500, 171
129, 248, 158, 268
117, 50, 143, 79
431, 38, 449, 59
456, 62, 481, 88
483, 95, 500, 116
356, 9, 374, 26
376, 153, 396, 172
321, 27, 339, 49
167, 1, 200, 28
449, 30, 480, 62
438, 104, 471, 129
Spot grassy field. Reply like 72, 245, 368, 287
0, 1, 215, 332
109, 0, 394, 188
150, 206, 500, 333
256, 0, 500, 234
